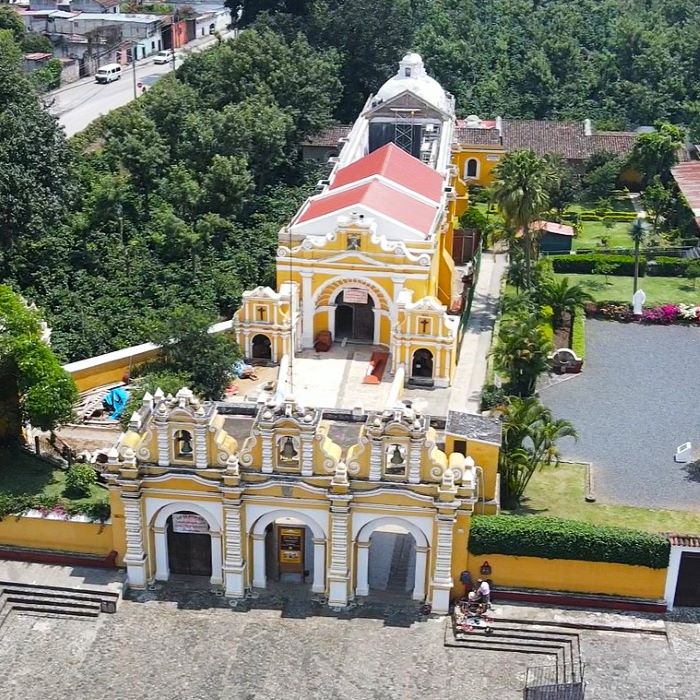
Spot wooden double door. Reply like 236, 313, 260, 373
167, 517, 212, 577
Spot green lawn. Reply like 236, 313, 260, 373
554, 273, 700, 305
508, 463, 700, 535
0, 447, 107, 508
573, 220, 633, 249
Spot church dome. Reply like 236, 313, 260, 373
374, 53, 452, 115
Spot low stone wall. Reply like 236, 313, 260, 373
466, 553, 666, 600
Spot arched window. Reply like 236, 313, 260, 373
174, 429, 193, 460
465, 158, 479, 179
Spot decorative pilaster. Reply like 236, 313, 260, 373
155, 419, 169, 467
312, 538, 326, 594
252, 533, 267, 588
355, 541, 370, 596
408, 439, 422, 484
301, 438, 313, 477
123, 495, 147, 588
300, 271, 314, 347
260, 428, 273, 473
195, 424, 208, 469
327, 499, 352, 606
154, 525, 169, 581
430, 513, 456, 614
223, 500, 246, 597
369, 441, 382, 481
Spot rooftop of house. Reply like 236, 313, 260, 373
671, 161, 700, 228
531, 220, 576, 237
445, 410, 502, 444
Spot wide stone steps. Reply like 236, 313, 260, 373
446, 618, 583, 684
0, 580, 120, 630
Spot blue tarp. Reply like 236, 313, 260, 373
103, 387, 129, 419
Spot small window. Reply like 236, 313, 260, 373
465, 158, 478, 179
174, 429, 193, 460
385, 444, 407, 476
404, 67, 411, 77
453, 439, 467, 456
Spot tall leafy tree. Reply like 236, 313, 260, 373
537, 277, 593, 330
493, 150, 554, 289
629, 122, 685, 185
629, 215, 650, 295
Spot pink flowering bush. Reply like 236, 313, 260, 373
586, 302, 700, 325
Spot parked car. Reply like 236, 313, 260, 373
153, 50, 174, 65
95, 63, 121, 83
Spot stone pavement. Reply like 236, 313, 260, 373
449, 252, 507, 414
1, 578, 699, 700
0, 559, 124, 595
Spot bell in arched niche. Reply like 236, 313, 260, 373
385, 443, 406, 475
279, 436, 298, 463
175, 430, 193, 458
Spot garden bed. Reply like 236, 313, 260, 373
585, 301, 700, 325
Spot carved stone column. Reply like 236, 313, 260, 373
223, 498, 246, 598
260, 428, 273, 474
408, 438, 422, 484
155, 418, 170, 467
123, 494, 148, 588
327, 498, 352, 606
430, 512, 455, 614
301, 437, 313, 477
195, 424, 208, 469
368, 439, 382, 481
300, 271, 314, 347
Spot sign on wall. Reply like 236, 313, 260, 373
172, 513, 210, 534
344, 287, 369, 304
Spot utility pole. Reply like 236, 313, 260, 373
131, 42, 138, 99
171, 10, 179, 73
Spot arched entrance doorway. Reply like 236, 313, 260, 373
334, 290, 374, 343
411, 349, 434, 379
355, 517, 429, 601
250, 510, 326, 593
166, 511, 212, 577
252, 333, 272, 360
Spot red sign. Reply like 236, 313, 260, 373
343, 287, 368, 304
172, 513, 209, 534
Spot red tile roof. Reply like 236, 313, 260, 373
329, 143, 443, 202
295, 180, 439, 236
532, 220, 575, 237
667, 534, 700, 548
302, 124, 352, 147
453, 127, 501, 146
671, 162, 700, 229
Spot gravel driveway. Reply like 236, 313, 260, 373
541, 319, 700, 511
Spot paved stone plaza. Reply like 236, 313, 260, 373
1, 585, 699, 700
542, 319, 700, 510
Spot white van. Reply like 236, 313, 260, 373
95, 64, 122, 84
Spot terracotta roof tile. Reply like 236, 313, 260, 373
453, 127, 501, 146
667, 533, 700, 547
302, 124, 352, 147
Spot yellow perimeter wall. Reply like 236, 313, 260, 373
0, 516, 116, 558
465, 553, 666, 600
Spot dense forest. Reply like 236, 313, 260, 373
1, 0, 700, 364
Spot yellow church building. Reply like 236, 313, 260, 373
234, 52, 469, 388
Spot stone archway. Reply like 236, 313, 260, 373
355, 517, 429, 601
411, 348, 434, 379
252, 333, 272, 360
334, 291, 375, 342
249, 509, 327, 593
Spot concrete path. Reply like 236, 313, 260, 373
449, 252, 508, 413
0, 560, 124, 594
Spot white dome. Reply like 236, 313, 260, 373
374, 53, 452, 115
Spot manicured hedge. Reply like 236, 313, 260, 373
550, 253, 644, 277
468, 515, 670, 569
647, 257, 700, 277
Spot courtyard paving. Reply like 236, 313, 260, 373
1, 586, 699, 700
541, 319, 700, 511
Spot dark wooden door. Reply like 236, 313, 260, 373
167, 522, 212, 577
675, 552, 700, 606
335, 304, 353, 340
353, 303, 374, 342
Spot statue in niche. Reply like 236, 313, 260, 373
347, 233, 361, 251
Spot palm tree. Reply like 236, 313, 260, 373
493, 150, 555, 290
629, 214, 649, 294
498, 396, 578, 507
538, 277, 594, 330
492, 314, 552, 397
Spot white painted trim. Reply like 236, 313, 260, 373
353, 514, 430, 547
464, 158, 480, 180
665, 545, 700, 610
246, 505, 328, 539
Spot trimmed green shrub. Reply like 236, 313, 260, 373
468, 515, 670, 569
64, 464, 97, 498
550, 254, 644, 277
647, 257, 699, 277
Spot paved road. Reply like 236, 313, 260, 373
541, 319, 700, 511
46, 30, 237, 138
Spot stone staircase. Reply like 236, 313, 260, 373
385, 535, 413, 593
0, 580, 120, 630
446, 617, 584, 686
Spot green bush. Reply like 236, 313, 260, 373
571, 310, 585, 359
64, 464, 97, 498
550, 253, 644, 277
647, 257, 699, 277
468, 515, 670, 569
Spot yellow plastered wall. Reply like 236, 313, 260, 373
109, 489, 127, 565
466, 553, 666, 600
452, 148, 504, 188
450, 511, 471, 591
0, 516, 115, 557
466, 440, 499, 501
69, 347, 160, 392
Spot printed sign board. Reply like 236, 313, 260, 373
344, 287, 369, 304
278, 526, 304, 572
172, 513, 210, 534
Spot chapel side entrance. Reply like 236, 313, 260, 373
334, 290, 374, 343
674, 552, 700, 606
367, 528, 416, 597
166, 512, 212, 577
